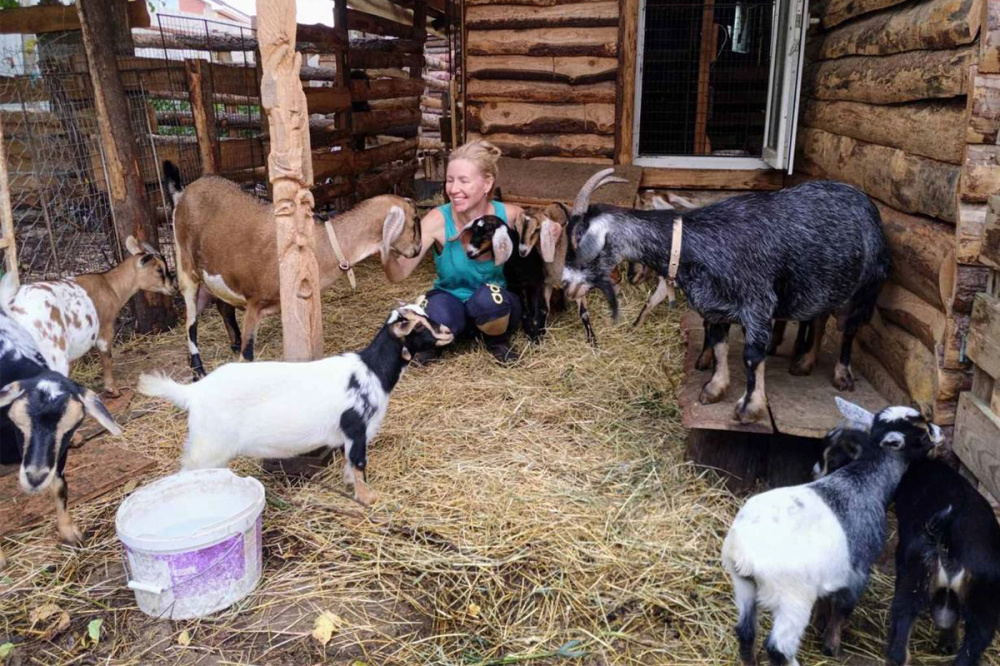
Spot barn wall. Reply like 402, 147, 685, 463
795, 0, 1000, 426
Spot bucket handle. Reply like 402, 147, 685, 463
122, 536, 244, 596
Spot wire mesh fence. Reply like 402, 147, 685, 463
638, 0, 774, 157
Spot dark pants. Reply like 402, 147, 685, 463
425, 284, 522, 340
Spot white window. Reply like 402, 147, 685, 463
632, 0, 809, 172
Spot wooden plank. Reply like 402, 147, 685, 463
468, 101, 615, 134
467, 27, 618, 57
0, 114, 17, 283
820, 0, 910, 29
615, 0, 639, 164
967, 292, 1000, 378
258, 0, 323, 363
467, 2, 617, 29
467, 55, 619, 85
953, 393, 1000, 501
961, 145, 1000, 202
0, 0, 148, 35
467, 79, 615, 103
185, 59, 219, 175
494, 156, 641, 207
802, 99, 966, 164
352, 107, 421, 134
815, 0, 983, 60
0, 439, 155, 538
980, 0, 1000, 73
303, 86, 352, 114
640, 167, 783, 190
805, 47, 972, 104
967, 67, 1000, 143
469, 131, 614, 159
957, 202, 988, 264
796, 127, 961, 222
347, 9, 421, 39
351, 76, 425, 100
694, 0, 716, 155
979, 194, 1000, 269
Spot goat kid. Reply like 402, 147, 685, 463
137, 304, 454, 506
0, 298, 122, 570
563, 169, 890, 423
1, 237, 174, 396
723, 397, 943, 666
817, 414, 1000, 666
163, 161, 422, 377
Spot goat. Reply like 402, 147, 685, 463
449, 212, 548, 341
163, 161, 422, 377
1, 237, 174, 396
817, 418, 1000, 666
137, 304, 454, 506
563, 170, 891, 423
0, 285, 122, 570
723, 397, 943, 666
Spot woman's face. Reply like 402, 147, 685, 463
446, 158, 493, 213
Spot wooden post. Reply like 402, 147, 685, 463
615, 0, 639, 164
0, 115, 18, 284
334, 0, 355, 207
257, 0, 324, 362
185, 59, 220, 174
76, 0, 173, 333
694, 0, 716, 155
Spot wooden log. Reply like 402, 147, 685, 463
348, 50, 423, 71
979, 194, 1000, 269
967, 292, 1000, 379
466, 79, 615, 104
815, 0, 982, 60
960, 145, 1000, 203
257, 0, 322, 362
466, 0, 609, 5
296, 22, 351, 52
418, 136, 445, 150
77, 0, 172, 332
313, 137, 417, 180
300, 65, 339, 82
423, 75, 449, 91
875, 202, 956, 312
468, 131, 614, 158
185, 59, 219, 174
347, 9, 422, 39
806, 47, 972, 104
421, 95, 443, 109
967, 67, 1000, 143
425, 54, 450, 72
0, 0, 148, 34
616, 0, 639, 164
154, 111, 261, 130
981, 0, 1000, 73
375, 96, 420, 110
468, 101, 615, 134
351, 108, 421, 134
0, 116, 18, 282
957, 202, 988, 263
303, 86, 352, 114
357, 163, 417, 198
351, 77, 425, 100
467, 27, 618, 57
877, 283, 967, 369
467, 55, 618, 84
640, 168, 783, 190
802, 99, 966, 164
466, 2, 616, 29
820, 0, 910, 28
797, 127, 961, 222
950, 263, 991, 315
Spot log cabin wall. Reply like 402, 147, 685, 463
794, 0, 1000, 430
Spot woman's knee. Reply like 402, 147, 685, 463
425, 291, 467, 338
467, 284, 521, 336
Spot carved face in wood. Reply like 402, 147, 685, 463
446, 158, 493, 214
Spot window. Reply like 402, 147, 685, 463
632, 0, 809, 171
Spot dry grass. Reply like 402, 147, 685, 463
0, 260, 994, 665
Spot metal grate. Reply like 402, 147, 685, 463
638, 0, 774, 157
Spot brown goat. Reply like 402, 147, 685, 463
165, 167, 421, 377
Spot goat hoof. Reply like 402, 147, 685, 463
699, 383, 726, 405
103, 388, 122, 399
789, 357, 815, 377
694, 350, 715, 371
821, 644, 840, 658
58, 522, 83, 545
230, 343, 241, 355
734, 398, 766, 424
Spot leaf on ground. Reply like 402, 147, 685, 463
177, 630, 191, 647
28, 603, 63, 626
0, 643, 13, 660
87, 618, 103, 644
29, 603, 70, 639
556, 640, 587, 658
467, 603, 481, 618
311, 611, 341, 647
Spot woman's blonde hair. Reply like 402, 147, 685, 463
449, 139, 503, 199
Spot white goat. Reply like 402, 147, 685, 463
137, 304, 453, 506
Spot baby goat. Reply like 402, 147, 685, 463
563, 170, 890, 423
723, 398, 942, 666
2, 237, 174, 396
0, 289, 122, 570
818, 417, 1000, 666
137, 304, 453, 506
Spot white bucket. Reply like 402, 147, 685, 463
116, 469, 266, 620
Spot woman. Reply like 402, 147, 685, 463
384, 140, 524, 363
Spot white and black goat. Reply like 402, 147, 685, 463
137, 304, 453, 506
722, 398, 943, 666
817, 412, 1000, 666
562, 170, 891, 423
0, 285, 122, 570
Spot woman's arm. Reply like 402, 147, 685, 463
504, 203, 525, 222
384, 208, 444, 283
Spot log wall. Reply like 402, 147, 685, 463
796, 0, 1000, 430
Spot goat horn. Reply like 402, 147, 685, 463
572, 168, 629, 217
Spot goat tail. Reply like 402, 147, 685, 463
137, 372, 193, 410
0, 271, 17, 314
161, 160, 184, 209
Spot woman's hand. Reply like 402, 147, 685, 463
384, 208, 444, 283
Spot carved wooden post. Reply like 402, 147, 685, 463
257, 0, 324, 361
0, 116, 19, 285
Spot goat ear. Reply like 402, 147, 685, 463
879, 431, 906, 450
835, 397, 875, 430
380, 206, 406, 261
81, 389, 123, 436
0, 381, 24, 408
577, 224, 608, 264
540, 220, 561, 263
141, 241, 159, 256
492, 227, 513, 265
650, 195, 673, 211
666, 192, 696, 210
125, 236, 142, 256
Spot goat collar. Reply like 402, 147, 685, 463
324, 219, 357, 291
666, 216, 682, 305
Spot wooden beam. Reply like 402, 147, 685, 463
875, 201, 956, 312
967, 292, 1000, 379
468, 79, 615, 104
468, 131, 614, 159
805, 47, 972, 104
467, 27, 618, 57
640, 168, 783, 190
819, 0, 910, 29
877, 283, 966, 370
467, 55, 618, 84
131, 22, 348, 53
694, 0, 716, 155
957, 202, 988, 263
347, 9, 423, 39
257, 0, 322, 362
616, 0, 638, 164
0, 115, 17, 284
303, 86, 352, 114
815, 0, 982, 60
953, 393, 1000, 503
981, 0, 1000, 73
468, 101, 615, 134
185, 59, 219, 174
466, 0, 610, 5
979, 194, 1000, 269
77, 0, 173, 333
967, 66, 1000, 143
960, 145, 1000, 203
0, 0, 148, 34
467, 2, 617, 29
351, 107, 421, 134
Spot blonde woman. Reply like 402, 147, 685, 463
385, 140, 524, 363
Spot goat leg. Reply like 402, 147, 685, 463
767, 320, 787, 356
578, 297, 597, 347
734, 324, 768, 424
699, 323, 730, 404
791, 315, 829, 377
52, 474, 82, 545
216, 302, 242, 355
633, 277, 669, 329
96, 327, 119, 397
821, 587, 860, 657
180, 277, 207, 378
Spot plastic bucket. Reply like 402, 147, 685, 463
115, 469, 265, 620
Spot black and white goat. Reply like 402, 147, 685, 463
723, 398, 943, 666
817, 410, 1000, 666
137, 304, 453, 506
562, 169, 891, 423
0, 280, 122, 570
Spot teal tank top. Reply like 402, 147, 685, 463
432, 202, 508, 302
